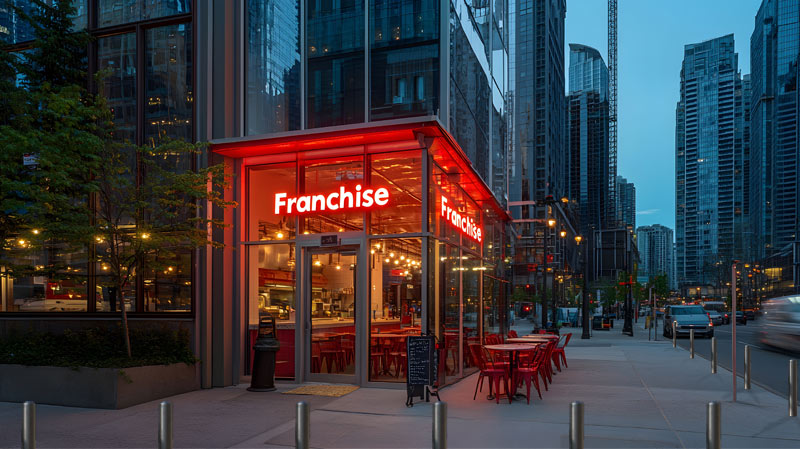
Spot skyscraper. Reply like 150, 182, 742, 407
675, 34, 748, 287
750, 0, 800, 259
616, 175, 636, 231
566, 43, 609, 233
636, 224, 675, 289
509, 0, 567, 290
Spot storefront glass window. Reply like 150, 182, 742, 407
248, 163, 297, 241
94, 241, 136, 312
302, 157, 364, 233
246, 0, 301, 135
1, 244, 88, 312
430, 240, 460, 385
369, 151, 422, 234
247, 244, 296, 379
144, 23, 193, 152
98, 33, 137, 145
462, 252, 480, 375
143, 250, 191, 311
98, 0, 190, 28
368, 237, 421, 382
306, 0, 365, 128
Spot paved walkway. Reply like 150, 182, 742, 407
1, 323, 799, 448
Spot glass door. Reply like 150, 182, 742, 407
307, 247, 359, 382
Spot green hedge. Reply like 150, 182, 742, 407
0, 325, 197, 368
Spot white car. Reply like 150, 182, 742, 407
760, 296, 800, 352
705, 309, 723, 326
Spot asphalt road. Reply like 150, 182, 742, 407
667, 318, 800, 398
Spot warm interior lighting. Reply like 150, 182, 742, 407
313, 260, 321, 267
547, 218, 556, 228
385, 258, 390, 263
32, 229, 40, 235
140, 233, 150, 239
276, 232, 284, 239
560, 229, 567, 238
336, 265, 341, 270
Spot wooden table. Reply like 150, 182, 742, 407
483, 343, 540, 401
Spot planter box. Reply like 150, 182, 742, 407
0, 363, 199, 409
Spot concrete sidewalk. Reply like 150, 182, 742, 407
1, 325, 799, 448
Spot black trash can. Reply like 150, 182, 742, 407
249, 314, 281, 392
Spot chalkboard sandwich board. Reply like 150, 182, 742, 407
406, 335, 440, 407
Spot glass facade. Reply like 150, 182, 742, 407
0, 0, 193, 313
246, 0, 301, 134
749, 0, 800, 260
566, 44, 609, 234
242, 144, 508, 384
675, 35, 746, 286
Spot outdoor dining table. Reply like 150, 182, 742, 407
483, 343, 541, 401
508, 336, 557, 343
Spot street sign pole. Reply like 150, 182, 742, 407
732, 262, 737, 402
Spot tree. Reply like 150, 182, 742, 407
1, 0, 236, 358
649, 274, 669, 302
1, 0, 99, 284
93, 138, 234, 357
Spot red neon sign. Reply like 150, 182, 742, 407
274, 185, 390, 215
441, 196, 482, 243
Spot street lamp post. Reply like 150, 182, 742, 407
541, 215, 556, 330
577, 235, 590, 339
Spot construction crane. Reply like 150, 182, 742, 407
608, 0, 618, 227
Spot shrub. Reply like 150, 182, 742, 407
0, 325, 197, 368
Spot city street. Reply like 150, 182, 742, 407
673, 318, 800, 398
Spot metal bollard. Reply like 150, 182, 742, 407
22, 401, 35, 449
711, 337, 717, 374
690, 329, 695, 359
672, 321, 677, 348
706, 401, 721, 449
790, 360, 797, 417
158, 401, 172, 449
433, 401, 447, 449
296, 401, 310, 449
570, 401, 584, 449
744, 345, 751, 390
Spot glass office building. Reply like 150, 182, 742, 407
1, 0, 511, 389
566, 43, 608, 234
675, 35, 748, 287
750, 0, 800, 260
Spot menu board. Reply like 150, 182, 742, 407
406, 335, 439, 406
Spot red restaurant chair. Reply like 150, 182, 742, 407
552, 333, 572, 371
387, 337, 408, 378
468, 344, 511, 404
514, 346, 544, 403
508, 330, 519, 338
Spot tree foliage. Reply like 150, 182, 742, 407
1, 0, 236, 357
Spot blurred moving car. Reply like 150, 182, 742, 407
705, 309, 723, 326
760, 296, 800, 352
663, 305, 714, 338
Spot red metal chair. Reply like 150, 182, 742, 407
318, 340, 343, 373
468, 344, 511, 404
508, 330, 519, 338
552, 333, 572, 371
370, 338, 384, 378
387, 337, 408, 378
514, 345, 544, 403
341, 333, 356, 366
311, 342, 322, 373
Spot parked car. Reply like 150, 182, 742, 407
735, 311, 747, 325
760, 296, 800, 352
663, 305, 714, 338
705, 309, 723, 326
702, 301, 729, 324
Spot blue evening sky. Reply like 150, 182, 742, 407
565, 0, 761, 231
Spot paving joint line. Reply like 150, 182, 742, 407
625, 346, 687, 449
